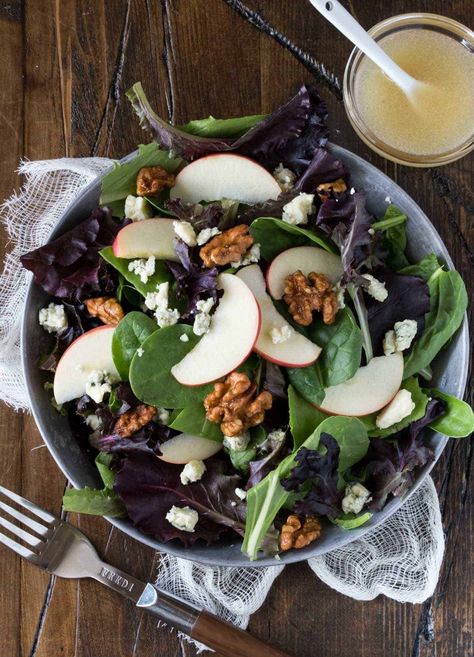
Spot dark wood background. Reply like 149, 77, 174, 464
0, 1, 472, 656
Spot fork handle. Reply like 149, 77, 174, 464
137, 583, 293, 657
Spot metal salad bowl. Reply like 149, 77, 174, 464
21, 144, 470, 567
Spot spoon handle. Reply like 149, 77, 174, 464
308, 0, 417, 93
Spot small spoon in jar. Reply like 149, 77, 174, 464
308, 0, 425, 101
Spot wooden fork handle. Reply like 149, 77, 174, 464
191, 610, 294, 657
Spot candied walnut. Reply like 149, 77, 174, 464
199, 225, 253, 268
316, 178, 347, 200
85, 297, 124, 326
280, 515, 321, 551
136, 166, 175, 196
114, 404, 157, 438
204, 371, 272, 436
283, 271, 338, 326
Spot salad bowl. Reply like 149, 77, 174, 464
21, 142, 469, 567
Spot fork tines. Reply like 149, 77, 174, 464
0, 485, 55, 561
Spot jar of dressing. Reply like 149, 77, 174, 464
343, 13, 474, 167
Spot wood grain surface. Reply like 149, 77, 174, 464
0, 1, 472, 656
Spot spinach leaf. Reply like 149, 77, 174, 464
62, 487, 126, 517
404, 269, 467, 379
399, 253, 442, 281
112, 311, 159, 380
359, 377, 429, 437
242, 416, 368, 559
426, 389, 474, 438
100, 246, 171, 297
373, 205, 409, 270
287, 364, 325, 407
226, 427, 268, 475
288, 384, 327, 448
129, 324, 213, 408
180, 114, 266, 138
249, 216, 334, 262
287, 308, 361, 405
100, 143, 183, 208
169, 403, 223, 442
309, 307, 362, 387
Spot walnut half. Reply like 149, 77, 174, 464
199, 225, 254, 268
316, 178, 347, 201
85, 297, 124, 326
204, 371, 272, 437
114, 404, 157, 438
283, 270, 338, 326
280, 515, 321, 551
136, 166, 175, 196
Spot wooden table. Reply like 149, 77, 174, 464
0, 2, 472, 656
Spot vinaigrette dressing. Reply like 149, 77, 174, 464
354, 29, 474, 156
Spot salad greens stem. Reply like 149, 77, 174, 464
349, 285, 373, 362
418, 366, 433, 381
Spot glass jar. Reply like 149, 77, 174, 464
343, 13, 474, 167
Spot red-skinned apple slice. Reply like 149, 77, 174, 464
54, 326, 120, 405
169, 153, 281, 205
112, 218, 179, 261
158, 433, 222, 464
317, 353, 404, 416
236, 264, 321, 367
171, 273, 260, 386
267, 246, 343, 300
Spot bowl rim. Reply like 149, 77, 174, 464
20, 143, 470, 567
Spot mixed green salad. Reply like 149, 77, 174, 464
22, 83, 473, 560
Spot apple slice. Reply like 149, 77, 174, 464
169, 153, 281, 205
267, 246, 343, 299
171, 273, 260, 386
237, 264, 321, 367
54, 326, 120, 405
112, 218, 179, 261
158, 433, 222, 464
317, 353, 404, 416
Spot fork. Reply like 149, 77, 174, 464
0, 485, 293, 657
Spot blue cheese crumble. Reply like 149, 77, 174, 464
173, 220, 197, 246
342, 483, 372, 514
85, 370, 115, 404
231, 243, 261, 268
124, 195, 152, 221
166, 506, 199, 532
362, 274, 388, 302
145, 282, 180, 328
383, 319, 418, 355
375, 389, 415, 429
128, 256, 156, 284
38, 303, 68, 334
282, 193, 315, 225
180, 460, 206, 485
273, 163, 296, 192
193, 298, 214, 336
223, 432, 250, 452
270, 324, 292, 344
196, 226, 221, 246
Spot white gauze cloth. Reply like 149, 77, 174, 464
0, 158, 445, 634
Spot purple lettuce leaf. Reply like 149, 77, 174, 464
127, 82, 311, 164
166, 241, 220, 319
21, 207, 122, 299
165, 198, 224, 231
237, 191, 297, 226
114, 453, 245, 545
263, 362, 288, 399
362, 399, 444, 510
90, 422, 169, 456
281, 434, 342, 518
317, 191, 375, 284
295, 147, 347, 193
366, 272, 430, 355
247, 430, 288, 488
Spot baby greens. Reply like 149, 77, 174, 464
427, 389, 474, 438
100, 246, 171, 297
112, 311, 159, 380
249, 216, 334, 261
129, 324, 213, 408
169, 403, 223, 442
